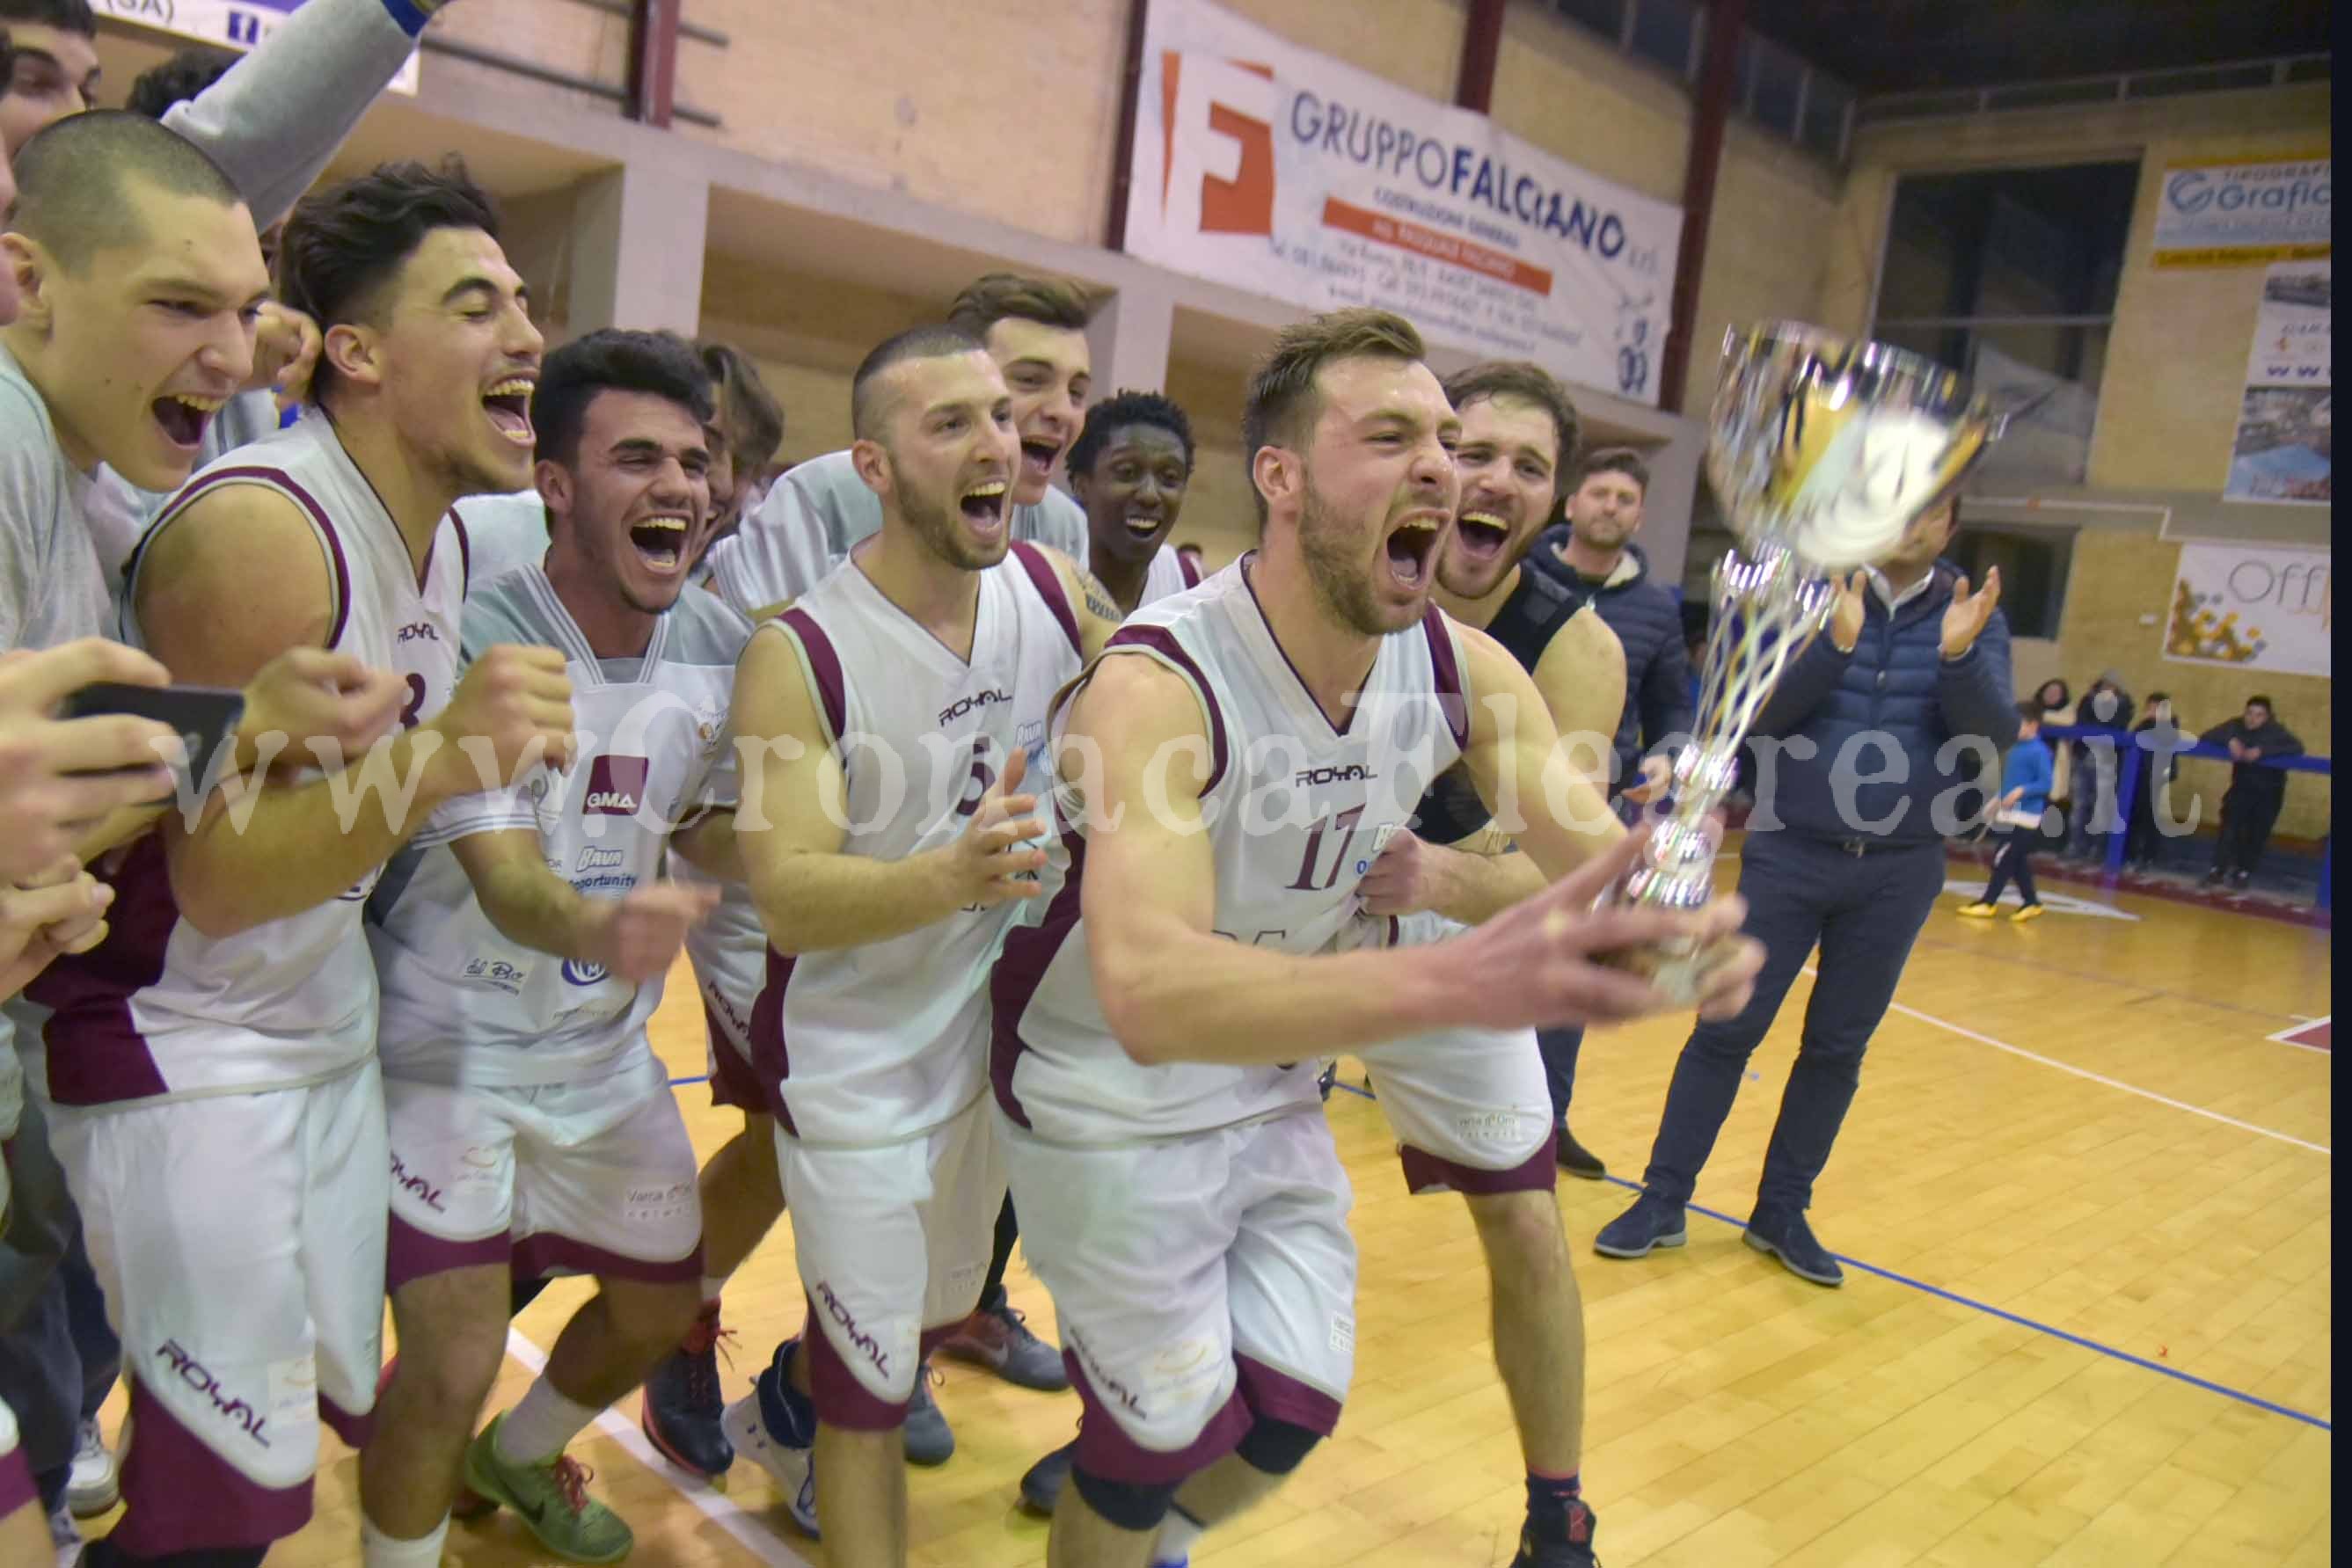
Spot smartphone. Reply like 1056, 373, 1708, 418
58, 682, 246, 794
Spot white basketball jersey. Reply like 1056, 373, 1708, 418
369, 566, 745, 1087
33, 418, 466, 1105
993, 558, 1469, 1144
1138, 543, 1202, 609
753, 541, 1085, 1146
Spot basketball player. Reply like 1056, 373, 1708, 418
703, 271, 1098, 616
1003, 386, 1203, 1509
1352, 361, 1630, 1566
443, 342, 789, 1483
990, 310, 1760, 1568
932, 388, 1216, 1470
361, 330, 742, 1567
696, 274, 1105, 1470
718, 325, 1108, 1563
29, 157, 573, 1567
0, 113, 420, 1546
1066, 390, 1202, 615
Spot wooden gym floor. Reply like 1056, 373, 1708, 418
102, 850, 2330, 1565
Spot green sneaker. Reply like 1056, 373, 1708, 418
464, 1414, 634, 1564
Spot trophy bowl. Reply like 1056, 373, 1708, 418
1611, 325, 1999, 1001
1707, 322, 2001, 570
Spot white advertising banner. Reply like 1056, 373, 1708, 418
2163, 542, 2332, 679
91, 0, 420, 94
2224, 260, 2330, 505
1121, 0, 1681, 405
2150, 154, 2331, 269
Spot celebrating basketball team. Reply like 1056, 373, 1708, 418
0, 7, 1770, 1566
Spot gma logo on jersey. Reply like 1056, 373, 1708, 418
584, 755, 651, 816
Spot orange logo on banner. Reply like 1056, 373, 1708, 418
1161, 53, 1276, 235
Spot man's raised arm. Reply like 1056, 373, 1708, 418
164, 0, 447, 230
1075, 651, 1686, 1067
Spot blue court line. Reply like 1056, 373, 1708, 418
1598, 1174, 2334, 1434
664, 1068, 2331, 1433
668, 1073, 710, 1087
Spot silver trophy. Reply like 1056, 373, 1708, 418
1616, 323, 2001, 1000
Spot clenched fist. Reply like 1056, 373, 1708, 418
427, 645, 576, 799
584, 880, 721, 983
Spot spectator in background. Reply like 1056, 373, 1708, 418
1524, 448, 1693, 1180
2029, 677, 2075, 836
2202, 696, 2305, 889
1958, 701, 2054, 923
1529, 448, 1693, 802
1593, 501, 2014, 1287
2124, 692, 2188, 871
2064, 671, 2134, 862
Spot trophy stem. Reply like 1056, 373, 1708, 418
1612, 547, 1834, 999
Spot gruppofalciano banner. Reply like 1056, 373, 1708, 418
1121, 0, 1680, 406
2163, 541, 2332, 679
2150, 153, 2330, 269
91, 0, 420, 94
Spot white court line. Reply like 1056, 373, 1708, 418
1802, 967, 2333, 1156
2267, 1015, 2333, 1054
503, 1327, 813, 1567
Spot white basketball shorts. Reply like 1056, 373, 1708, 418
1000, 1105, 1357, 1484
48, 1060, 387, 1555
383, 1056, 702, 1292
777, 1094, 1004, 1429
1354, 910, 1557, 1195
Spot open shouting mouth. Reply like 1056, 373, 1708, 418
960, 477, 1011, 534
1383, 514, 1446, 591
482, 376, 537, 447
1452, 508, 1513, 568
629, 512, 693, 573
151, 391, 225, 452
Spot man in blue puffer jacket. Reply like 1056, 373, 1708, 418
1593, 499, 2014, 1287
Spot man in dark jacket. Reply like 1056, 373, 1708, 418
1529, 449, 1696, 799
1523, 449, 1696, 1178
1593, 500, 2014, 1287
2201, 696, 2305, 888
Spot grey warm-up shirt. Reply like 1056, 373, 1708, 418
0, 0, 438, 1139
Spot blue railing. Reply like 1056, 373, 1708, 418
2038, 725, 2331, 910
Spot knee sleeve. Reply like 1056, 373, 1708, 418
1234, 1414, 1323, 1476
1070, 1464, 1183, 1532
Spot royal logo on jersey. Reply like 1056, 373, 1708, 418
584, 755, 650, 815
396, 622, 442, 643
1296, 763, 1378, 787
939, 689, 1013, 726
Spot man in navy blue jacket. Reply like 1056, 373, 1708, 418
1524, 449, 1695, 1178
1593, 500, 2013, 1286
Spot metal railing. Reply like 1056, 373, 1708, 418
1544, 0, 1859, 166
1858, 53, 2330, 127
417, 0, 727, 128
